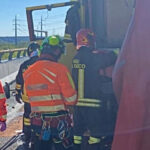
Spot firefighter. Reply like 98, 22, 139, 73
23, 35, 77, 150
15, 42, 40, 148
0, 81, 7, 132
64, 2, 80, 45
72, 29, 118, 150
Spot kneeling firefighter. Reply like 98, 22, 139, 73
23, 35, 77, 150
15, 42, 40, 148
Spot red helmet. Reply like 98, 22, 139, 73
76, 28, 96, 49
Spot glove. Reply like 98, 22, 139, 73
15, 94, 22, 104
0, 121, 6, 132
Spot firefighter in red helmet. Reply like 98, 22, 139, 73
76, 28, 96, 49
72, 28, 118, 150
0, 81, 7, 132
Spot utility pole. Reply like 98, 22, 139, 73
15, 15, 18, 45
41, 16, 43, 38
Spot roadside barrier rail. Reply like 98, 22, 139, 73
0, 48, 27, 63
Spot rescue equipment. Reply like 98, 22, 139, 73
30, 111, 73, 147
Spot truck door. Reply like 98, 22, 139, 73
26, 1, 79, 71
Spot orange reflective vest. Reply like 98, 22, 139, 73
23, 60, 77, 113
0, 81, 7, 121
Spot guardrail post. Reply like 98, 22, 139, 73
17, 51, 21, 58
0, 52, 4, 63
23, 49, 27, 57
8, 51, 13, 60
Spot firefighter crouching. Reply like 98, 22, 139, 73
15, 42, 40, 148
23, 35, 77, 150
72, 29, 118, 150
0, 81, 7, 132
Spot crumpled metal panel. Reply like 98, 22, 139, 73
112, 0, 150, 149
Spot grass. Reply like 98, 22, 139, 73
0, 42, 28, 50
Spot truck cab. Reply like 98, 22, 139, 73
26, 0, 135, 70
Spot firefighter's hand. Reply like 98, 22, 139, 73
0, 121, 6, 132
15, 94, 22, 104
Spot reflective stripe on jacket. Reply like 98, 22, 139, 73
0, 81, 7, 121
23, 60, 77, 113
72, 47, 117, 108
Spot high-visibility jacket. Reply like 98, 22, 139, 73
0, 81, 7, 121
23, 60, 77, 113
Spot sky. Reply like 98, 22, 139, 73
0, 0, 70, 37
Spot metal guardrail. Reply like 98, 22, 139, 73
0, 48, 27, 63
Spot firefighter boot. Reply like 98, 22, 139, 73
73, 144, 81, 150
86, 143, 101, 150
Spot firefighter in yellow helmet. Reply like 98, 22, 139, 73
23, 35, 77, 150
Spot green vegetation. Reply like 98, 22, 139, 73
0, 42, 28, 50
2, 53, 9, 60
